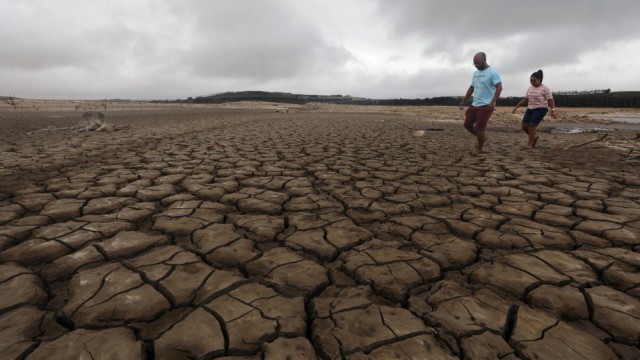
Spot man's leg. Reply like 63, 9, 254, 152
474, 129, 486, 154
472, 106, 492, 154
465, 123, 477, 135
464, 107, 477, 135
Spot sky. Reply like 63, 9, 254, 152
1, 0, 639, 100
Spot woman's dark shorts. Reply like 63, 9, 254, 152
522, 108, 548, 126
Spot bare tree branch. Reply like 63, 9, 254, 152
6, 95, 21, 109
563, 133, 609, 150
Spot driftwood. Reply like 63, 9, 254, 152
559, 126, 639, 156
26, 126, 73, 135
27, 112, 129, 135
74, 111, 112, 132
564, 133, 609, 150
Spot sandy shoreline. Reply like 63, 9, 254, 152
3, 100, 638, 159
3, 98, 640, 122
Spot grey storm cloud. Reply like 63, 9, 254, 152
0, 0, 355, 98
0, 4, 168, 77
174, 1, 352, 80
1, 0, 639, 99
376, 0, 640, 70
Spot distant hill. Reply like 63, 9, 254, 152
178, 91, 462, 106
167, 90, 640, 108
191, 91, 353, 105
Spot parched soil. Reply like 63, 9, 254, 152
1, 103, 640, 359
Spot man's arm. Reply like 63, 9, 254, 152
488, 82, 502, 110
459, 86, 474, 110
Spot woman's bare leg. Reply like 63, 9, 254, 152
527, 125, 538, 148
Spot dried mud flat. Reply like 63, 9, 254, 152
1, 102, 640, 359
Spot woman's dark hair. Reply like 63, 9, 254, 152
531, 70, 543, 82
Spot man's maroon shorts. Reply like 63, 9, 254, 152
464, 105, 494, 131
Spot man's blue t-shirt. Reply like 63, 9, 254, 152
471, 67, 502, 106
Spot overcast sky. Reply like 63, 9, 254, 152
1, 0, 639, 100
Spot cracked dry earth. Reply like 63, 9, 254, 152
1, 106, 640, 360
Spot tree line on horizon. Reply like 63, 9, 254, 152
166, 90, 640, 108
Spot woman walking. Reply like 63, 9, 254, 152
512, 70, 556, 149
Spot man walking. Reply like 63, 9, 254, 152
459, 52, 502, 155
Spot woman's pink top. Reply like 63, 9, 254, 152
526, 84, 553, 109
